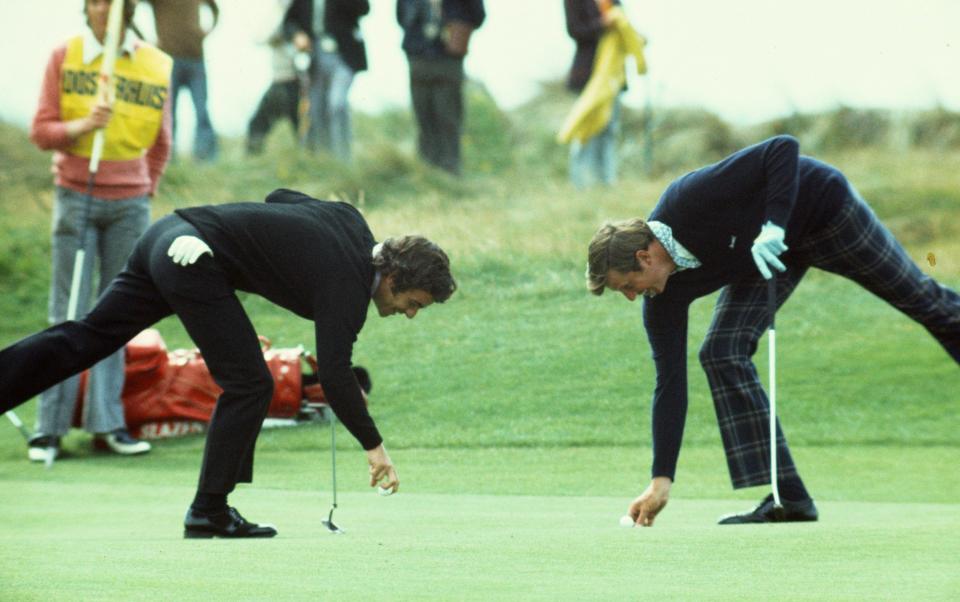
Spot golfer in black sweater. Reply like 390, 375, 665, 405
587, 136, 960, 526
0, 188, 457, 538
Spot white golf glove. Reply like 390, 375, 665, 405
750, 221, 788, 279
167, 235, 213, 266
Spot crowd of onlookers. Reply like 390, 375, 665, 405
138, 0, 639, 182
145, 0, 489, 177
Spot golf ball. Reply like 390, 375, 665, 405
619, 515, 635, 528
378, 486, 394, 497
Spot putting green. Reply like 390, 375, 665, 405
1, 479, 957, 601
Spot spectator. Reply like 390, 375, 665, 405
284, 0, 370, 162
397, 0, 486, 176
141, 0, 219, 161
560, 0, 645, 188
27, 0, 172, 461
246, 0, 306, 155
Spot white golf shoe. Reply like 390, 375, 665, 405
27, 434, 60, 462
93, 429, 151, 455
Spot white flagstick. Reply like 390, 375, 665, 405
66, 0, 125, 322
55, 0, 127, 471
90, 0, 125, 174
767, 276, 781, 509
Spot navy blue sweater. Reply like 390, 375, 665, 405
176, 189, 382, 450
643, 136, 851, 480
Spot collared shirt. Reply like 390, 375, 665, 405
81, 27, 137, 65
648, 220, 701, 271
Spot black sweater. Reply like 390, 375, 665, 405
176, 188, 382, 449
643, 136, 851, 480
563, 0, 621, 92
284, 0, 371, 72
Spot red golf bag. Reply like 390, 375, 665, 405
71, 329, 361, 439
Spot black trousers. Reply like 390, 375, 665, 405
0, 214, 274, 495
246, 80, 300, 155
409, 56, 464, 175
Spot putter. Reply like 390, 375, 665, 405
321, 411, 344, 534
767, 275, 784, 516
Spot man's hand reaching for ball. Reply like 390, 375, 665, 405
367, 444, 399, 495
626, 476, 672, 527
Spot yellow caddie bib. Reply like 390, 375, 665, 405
557, 8, 647, 145
61, 35, 173, 161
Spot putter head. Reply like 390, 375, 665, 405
771, 504, 786, 521
322, 519, 344, 534
322, 508, 344, 534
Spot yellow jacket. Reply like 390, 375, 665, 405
557, 7, 647, 144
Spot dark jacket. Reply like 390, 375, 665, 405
175, 188, 381, 449
640, 136, 851, 480
564, 0, 620, 91
284, 0, 370, 72
397, 0, 486, 59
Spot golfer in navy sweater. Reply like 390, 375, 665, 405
0, 188, 457, 538
587, 136, 960, 526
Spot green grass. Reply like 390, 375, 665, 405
1, 444, 959, 600
2, 103, 960, 599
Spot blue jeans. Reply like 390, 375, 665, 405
304, 50, 355, 162
569, 95, 622, 189
35, 187, 151, 436
171, 57, 218, 162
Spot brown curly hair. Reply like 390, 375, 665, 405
373, 236, 457, 303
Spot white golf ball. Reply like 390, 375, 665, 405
378, 486, 394, 497
619, 515, 635, 528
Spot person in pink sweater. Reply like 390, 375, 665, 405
26, 0, 173, 462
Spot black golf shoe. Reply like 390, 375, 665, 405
718, 493, 818, 524
184, 506, 278, 539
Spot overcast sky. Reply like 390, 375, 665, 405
1, 0, 957, 140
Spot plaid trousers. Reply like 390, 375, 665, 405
700, 187, 960, 488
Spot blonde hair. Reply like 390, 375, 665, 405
586, 218, 656, 295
